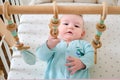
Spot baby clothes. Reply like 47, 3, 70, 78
36, 40, 94, 79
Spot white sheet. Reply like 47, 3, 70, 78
8, 14, 120, 79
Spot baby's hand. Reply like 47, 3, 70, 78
47, 35, 60, 49
65, 56, 86, 75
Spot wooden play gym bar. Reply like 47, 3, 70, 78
0, 1, 120, 64
0, 2, 120, 15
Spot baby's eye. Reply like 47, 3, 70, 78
74, 25, 80, 28
63, 23, 69, 25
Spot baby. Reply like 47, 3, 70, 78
36, 14, 94, 79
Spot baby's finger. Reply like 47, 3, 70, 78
66, 56, 75, 62
68, 66, 77, 75
65, 62, 75, 67
70, 70, 77, 75
68, 66, 75, 71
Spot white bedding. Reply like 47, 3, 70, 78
8, 13, 120, 79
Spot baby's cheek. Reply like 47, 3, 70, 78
59, 30, 65, 36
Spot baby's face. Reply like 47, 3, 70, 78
58, 15, 85, 42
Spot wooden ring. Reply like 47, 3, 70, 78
96, 23, 106, 32
50, 28, 58, 39
92, 40, 102, 49
3, 1, 11, 20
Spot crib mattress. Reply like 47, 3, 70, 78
8, 14, 120, 79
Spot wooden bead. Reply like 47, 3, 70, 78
51, 18, 59, 24
49, 22, 59, 29
95, 35, 100, 41
7, 23, 17, 31
14, 36, 19, 41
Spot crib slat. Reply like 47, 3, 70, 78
0, 35, 5, 47
0, 35, 10, 75
3, 40, 12, 62
10, 0, 20, 25
0, 48, 10, 75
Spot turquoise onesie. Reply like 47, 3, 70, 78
36, 40, 94, 79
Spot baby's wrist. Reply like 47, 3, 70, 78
46, 40, 52, 49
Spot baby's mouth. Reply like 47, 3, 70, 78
66, 31, 73, 35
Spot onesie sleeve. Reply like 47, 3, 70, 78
36, 41, 56, 61
80, 40, 94, 69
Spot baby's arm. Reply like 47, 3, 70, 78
79, 42, 94, 69
36, 35, 60, 61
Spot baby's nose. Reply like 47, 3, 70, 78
68, 24, 74, 29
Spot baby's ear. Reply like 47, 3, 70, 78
81, 30, 85, 38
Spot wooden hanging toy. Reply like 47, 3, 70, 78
92, 2, 108, 64
49, 1, 60, 38
3, 1, 30, 50
2, 2, 36, 65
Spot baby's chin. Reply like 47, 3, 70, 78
58, 35, 79, 42
61, 36, 82, 42
62, 37, 74, 42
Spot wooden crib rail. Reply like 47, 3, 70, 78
0, 3, 120, 15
